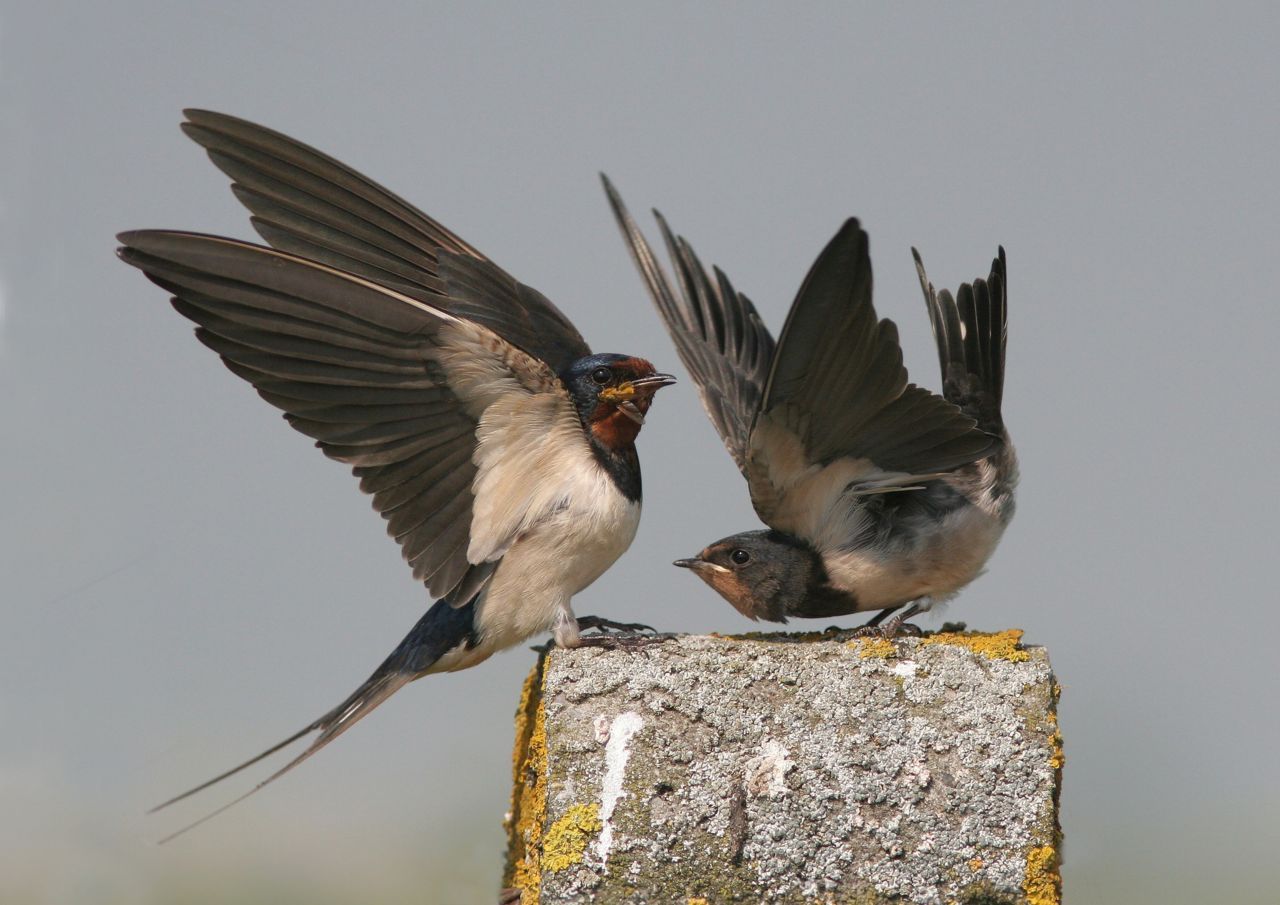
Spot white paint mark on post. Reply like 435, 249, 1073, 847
593, 711, 644, 865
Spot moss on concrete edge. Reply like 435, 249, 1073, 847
920, 628, 1030, 661
1022, 845, 1061, 905
503, 652, 549, 905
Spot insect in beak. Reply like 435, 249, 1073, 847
603, 373, 676, 424
617, 401, 647, 425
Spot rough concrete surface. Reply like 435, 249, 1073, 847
504, 630, 1061, 905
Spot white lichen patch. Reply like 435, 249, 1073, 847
889, 659, 919, 678
743, 738, 795, 798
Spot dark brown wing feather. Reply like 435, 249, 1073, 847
914, 246, 1007, 432
756, 219, 996, 483
181, 109, 591, 372
602, 176, 774, 473
116, 230, 543, 600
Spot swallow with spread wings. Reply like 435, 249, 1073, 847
117, 112, 674, 839
604, 178, 1015, 637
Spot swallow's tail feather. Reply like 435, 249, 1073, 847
152, 598, 477, 842
913, 247, 1007, 433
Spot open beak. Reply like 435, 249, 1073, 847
629, 373, 677, 392
615, 373, 676, 424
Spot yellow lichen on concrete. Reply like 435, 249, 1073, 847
505, 656, 549, 905
542, 803, 602, 872
508, 665, 540, 800
853, 637, 897, 659
687, 898, 709, 905
967, 857, 984, 872
1046, 712, 1065, 770
921, 628, 1030, 661
1023, 845, 1061, 905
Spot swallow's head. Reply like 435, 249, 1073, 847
674, 530, 822, 623
564, 353, 675, 450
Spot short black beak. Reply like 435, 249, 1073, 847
631, 373, 677, 392
672, 558, 701, 570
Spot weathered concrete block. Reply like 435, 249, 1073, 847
504, 630, 1061, 905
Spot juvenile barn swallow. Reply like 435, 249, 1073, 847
117, 112, 673, 838
604, 179, 1016, 636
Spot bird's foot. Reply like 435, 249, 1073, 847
885, 621, 924, 638
849, 627, 921, 640
852, 604, 925, 639
850, 621, 923, 639
535, 614, 670, 654
576, 615, 658, 635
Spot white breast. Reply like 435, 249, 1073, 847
468, 453, 641, 655
822, 503, 1006, 611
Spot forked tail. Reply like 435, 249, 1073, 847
151, 598, 476, 843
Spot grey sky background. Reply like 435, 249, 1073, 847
2, 3, 1277, 903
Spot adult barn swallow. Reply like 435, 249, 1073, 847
117, 112, 673, 837
604, 179, 1016, 636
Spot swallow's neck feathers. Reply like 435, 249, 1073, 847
792, 579, 863, 620
768, 537, 859, 620
586, 428, 642, 503
569, 389, 643, 504
588, 403, 643, 449
557, 353, 655, 503
580, 391, 644, 503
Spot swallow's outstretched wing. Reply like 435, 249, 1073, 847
130, 107, 618, 610
179, 109, 591, 374
117, 232, 581, 601
118, 231, 598, 836
914, 246, 1008, 434
602, 176, 774, 474
745, 220, 998, 546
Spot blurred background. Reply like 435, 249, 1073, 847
3, 2, 1277, 902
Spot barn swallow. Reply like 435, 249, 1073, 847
116, 112, 673, 840
603, 178, 1016, 636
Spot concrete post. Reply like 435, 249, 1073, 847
504, 630, 1061, 905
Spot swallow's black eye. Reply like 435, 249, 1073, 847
590, 366, 613, 385
730, 549, 751, 565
